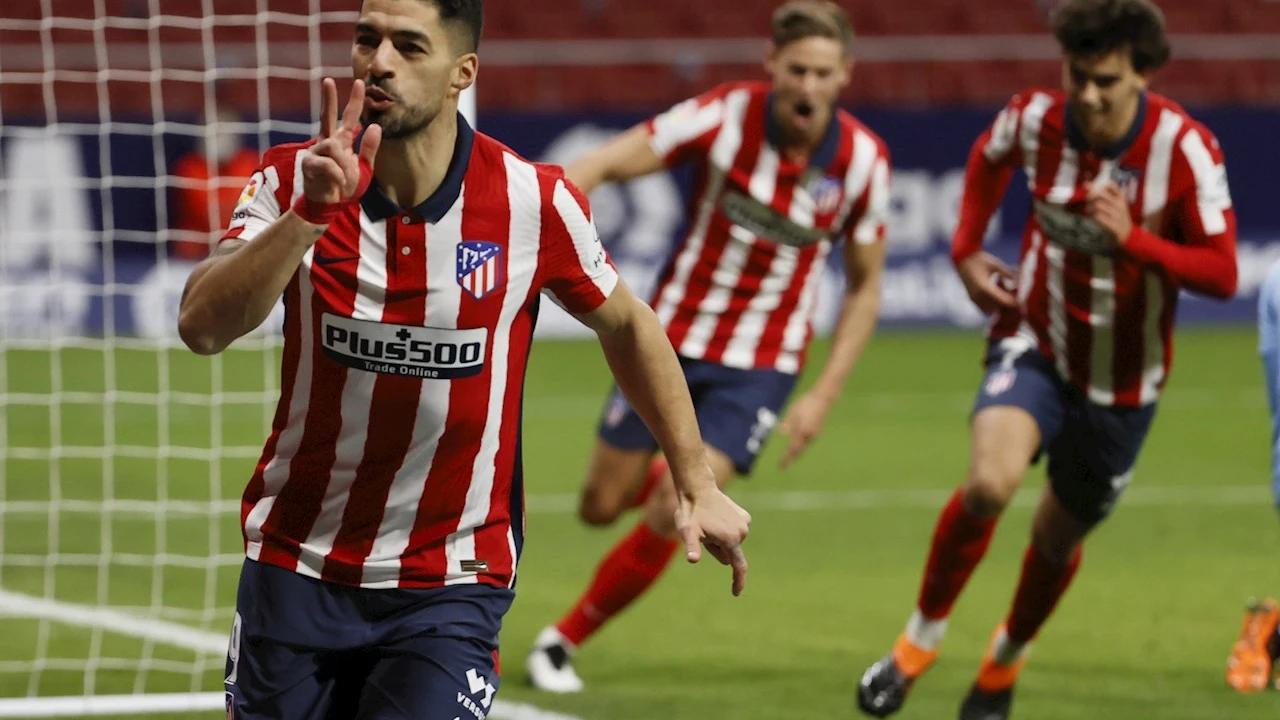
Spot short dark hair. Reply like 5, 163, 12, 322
1050, 0, 1171, 73
425, 0, 482, 54
771, 1, 853, 55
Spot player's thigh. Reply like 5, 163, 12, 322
690, 361, 798, 477
1045, 400, 1157, 525
225, 607, 344, 720
226, 560, 373, 720
356, 636, 500, 720
967, 340, 1067, 514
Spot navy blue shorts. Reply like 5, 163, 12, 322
973, 337, 1157, 525
224, 559, 513, 720
596, 356, 798, 475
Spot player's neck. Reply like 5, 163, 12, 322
372, 110, 459, 210
1081, 98, 1143, 153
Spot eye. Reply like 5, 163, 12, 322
355, 35, 378, 48
396, 42, 425, 54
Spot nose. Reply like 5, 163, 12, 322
1079, 81, 1101, 107
368, 39, 396, 79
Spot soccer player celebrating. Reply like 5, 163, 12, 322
526, 1, 891, 693
177, 1, 751, 717
856, 1, 1238, 718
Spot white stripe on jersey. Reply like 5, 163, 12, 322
1139, 270, 1166, 404
1180, 129, 1230, 235
1019, 93, 1055, 192
295, 215, 389, 579
680, 142, 779, 359
444, 154, 539, 585
1045, 242, 1069, 380
1143, 109, 1183, 218
1087, 254, 1116, 405
984, 105, 1021, 163
550, 180, 618, 299
359, 195, 466, 588
245, 253, 316, 561
650, 96, 727, 159
653, 89, 750, 329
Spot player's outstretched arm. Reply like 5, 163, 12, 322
577, 281, 752, 596
565, 124, 665, 196
178, 78, 382, 355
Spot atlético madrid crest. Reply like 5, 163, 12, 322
456, 241, 505, 300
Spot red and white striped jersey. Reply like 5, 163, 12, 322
221, 118, 617, 589
644, 81, 891, 374
953, 89, 1238, 407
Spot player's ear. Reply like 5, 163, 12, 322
451, 53, 478, 94
763, 41, 778, 75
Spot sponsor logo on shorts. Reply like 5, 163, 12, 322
456, 668, 496, 719
984, 368, 1017, 396
746, 407, 779, 454
605, 391, 630, 428
321, 313, 487, 379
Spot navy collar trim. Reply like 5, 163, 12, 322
764, 92, 841, 169
1065, 91, 1147, 159
360, 112, 475, 223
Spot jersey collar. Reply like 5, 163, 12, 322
764, 92, 841, 169
1064, 91, 1148, 159
359, 112, 475, 224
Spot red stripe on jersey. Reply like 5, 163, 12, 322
664, 91, 767, 352
242, 273, 303, 547
256, 207, 364, 570
320, 220, 430, 585
1109, 257, 1147, 407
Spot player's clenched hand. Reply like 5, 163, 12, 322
300, 78, 383, 205
1087, 184, 1134, 246
777, 391, 831, 469
675, 481, 751, 596
957, 252, 1018, 314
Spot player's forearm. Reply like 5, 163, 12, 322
811, 275, 881, 402
1122, 227, 1238, 299
595, 302, 713, 491
951, 140, 1014, 265
566, 125, 662, 195
178, 211, 324, 354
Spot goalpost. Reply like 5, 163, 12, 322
0, 2, 477, 716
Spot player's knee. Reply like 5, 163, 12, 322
577, 485, 623, 527
962, 464, 1022, 517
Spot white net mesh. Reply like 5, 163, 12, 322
0, 0, 356, 711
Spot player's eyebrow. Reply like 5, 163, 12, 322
354, 22, 433, 49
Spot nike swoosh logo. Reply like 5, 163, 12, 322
313, 252, 359, 266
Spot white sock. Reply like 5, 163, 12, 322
990, 626, 1031, 666
905, 609, 948, 651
